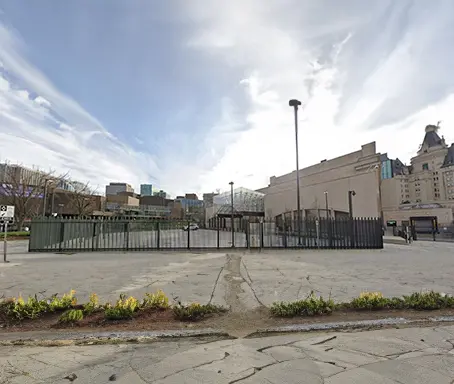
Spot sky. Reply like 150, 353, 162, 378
1, 0, 454, 197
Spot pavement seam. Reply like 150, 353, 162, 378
239, 258, 266, 308
208, 266, 224, 305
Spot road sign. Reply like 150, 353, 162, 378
0, 205, 14, 218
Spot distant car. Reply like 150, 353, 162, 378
183, 223, 199, 231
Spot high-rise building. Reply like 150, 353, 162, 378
105, 182, 134, 196
140, 184, 153, 196
153, 189, 168, 198
203, 192, 218, 207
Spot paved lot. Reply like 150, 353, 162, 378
1, 325, 454, 383
1, 241, 454, 308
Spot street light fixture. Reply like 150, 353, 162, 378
289, 99, 302, 245
348, 190, 356, 218
229, 181, 234, 247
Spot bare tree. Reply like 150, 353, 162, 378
65, 181, 98, 217
0, 163, 66, 229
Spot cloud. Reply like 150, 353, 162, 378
2, 1, 454, 198
0, 23, 159, 191
181, 0, 454, 193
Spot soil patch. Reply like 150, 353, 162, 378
2, 307, 454, 337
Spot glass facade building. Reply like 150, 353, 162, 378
140, 184, 153, 196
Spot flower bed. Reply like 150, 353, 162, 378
0, 289, 227, 329
270, 291, 454, 317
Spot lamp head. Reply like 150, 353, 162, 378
289, 99, 302, 107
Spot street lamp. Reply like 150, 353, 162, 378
289, 99, 302, 245
229, 181, 234, 247
348, 190, 356, 218
324, 191, 329, 218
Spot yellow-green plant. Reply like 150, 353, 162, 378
350, 291, 391, 310
402, 291, 454, 310
7, 295, 49, 320
83, 293, 99, 315
142, 290, 169, 309
173, 302, 226, 321
270, 293, 335, 317
104, 294, 139, 320
49, 290, 77, 311
58, 309, 84, 324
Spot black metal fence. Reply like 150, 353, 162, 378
29, 216, 383, 252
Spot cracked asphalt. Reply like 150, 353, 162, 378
2, 240, 454, 308
1, 325, 454, 383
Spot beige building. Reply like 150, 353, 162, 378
261, 142, 382, 220
105, 182, 134, 196
381, 125, 454, 229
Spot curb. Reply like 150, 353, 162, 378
0, 328, 234, 347
2, 316, 454, 346
247, 316, 454, 338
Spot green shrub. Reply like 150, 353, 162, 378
3, 290, 78, 321
270, 293, 335, 317
173, 303, 226, 321
58, 309, 84, 324
6, 295, 50, 320
83, 293, 100, 315
402, 291, 454, 310
350, 292, 394, 310
48, 290, 77, 311
104, 294, 139, 320
142, 290, 169, 310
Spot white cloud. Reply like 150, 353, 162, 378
182, 0, 454, 193
34, 95, 51, 108
0, 23, 159, 192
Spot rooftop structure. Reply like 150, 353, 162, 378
213, 187, 264, 215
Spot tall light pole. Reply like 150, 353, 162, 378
289, 99, 302, 245
324, 191, 329, 218
229, 181, 234, 247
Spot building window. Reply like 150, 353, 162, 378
422, 163, 429, 170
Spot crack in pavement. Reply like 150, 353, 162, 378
239, 257, 266, 308
152, 351, 231, 382
208, 266, 224, 305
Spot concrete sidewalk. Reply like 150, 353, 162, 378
1, 325, 454, 383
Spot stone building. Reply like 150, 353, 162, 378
260, 142, 381, 221
381, 124, 454, 230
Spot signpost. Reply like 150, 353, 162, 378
0, 205, 15, 263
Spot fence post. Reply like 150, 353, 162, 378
124, 222, 130, 250
58, 221, 65, 252
187, 220, 191, 249
350, 218, 355, 248
246, 220, 250, 249
216, 217, 220, 249
92, 221, 97, 251
328, 218, 333, 248
316, 218, 320, 248
157, 221, 160, 250
283, 223, 287, 248
260, 221, 264, 248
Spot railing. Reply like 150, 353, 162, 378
28, 217, 383, 252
